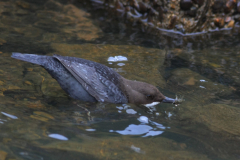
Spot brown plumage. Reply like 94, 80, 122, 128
11, 53, 176, 105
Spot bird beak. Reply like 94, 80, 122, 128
162, 96, 176, 103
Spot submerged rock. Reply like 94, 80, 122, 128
167, 68, 233, 102
189, 103, 240, 135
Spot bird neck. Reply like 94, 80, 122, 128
121, 78, 146, 104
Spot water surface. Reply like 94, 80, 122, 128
0, 0, 240, 160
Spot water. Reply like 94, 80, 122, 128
0, 0, 240, 159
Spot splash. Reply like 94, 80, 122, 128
174, 95, 185, 106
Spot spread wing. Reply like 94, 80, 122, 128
53, 55, 127, 103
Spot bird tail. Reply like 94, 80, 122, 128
11, 52, 47, 65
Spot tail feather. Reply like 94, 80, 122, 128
11, 52, 47, 65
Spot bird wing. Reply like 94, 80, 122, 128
53, 55, 122, 103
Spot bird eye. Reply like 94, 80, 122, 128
146, 95, 154, 100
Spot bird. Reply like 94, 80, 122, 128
11, 52, 178, 105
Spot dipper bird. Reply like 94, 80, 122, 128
11, 53, 178, 105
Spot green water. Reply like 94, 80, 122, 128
0, 0, 240, 159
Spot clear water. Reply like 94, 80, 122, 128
0, 0, 240, 160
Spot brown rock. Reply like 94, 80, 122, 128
185, 7, 197, 17
151, 0, 161, 9
192, 0, 204, 6
227, 20, 235, 28
198, 0, 204, 6
212, 0, 225, 13
115, 0, 124, 10
158, 6, 164, 22
170, 3, 175, 9
225, 16, 231, 23
224, 0, 237, 14
137, 2, 149, 14
129, 0, 138, 9
180, 0, 193, 11
168, 15, 177, 29
214, 17, 225, 28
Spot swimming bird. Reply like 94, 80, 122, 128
11, 53, 177, 105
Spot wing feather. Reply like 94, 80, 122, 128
53, 55, 128, 103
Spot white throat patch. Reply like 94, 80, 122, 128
143, 102, 160, 107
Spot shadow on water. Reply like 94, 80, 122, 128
0, 0, 240, 160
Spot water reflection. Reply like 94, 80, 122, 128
111, 115, 165, 137
48, 134, 68, 141
117, 63, 125, 66
0, 119, 7, 124
85, 129, 96, 132
107, 55, 128, 62
108, 55, 128, 68
1, 112, 18, 119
